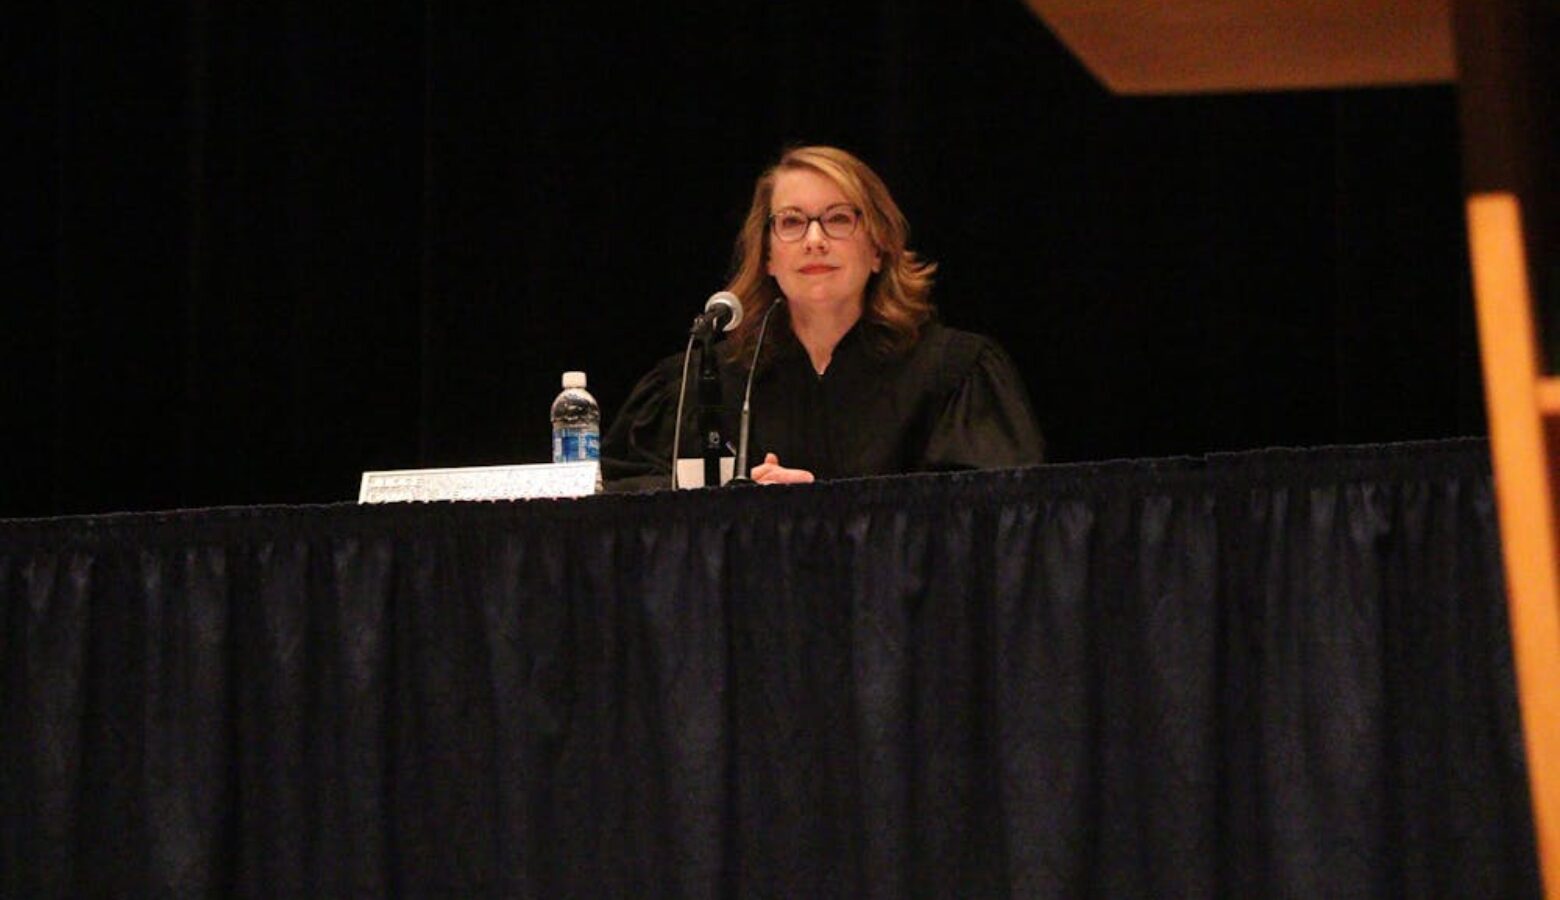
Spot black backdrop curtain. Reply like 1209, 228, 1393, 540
5, 0, 1483, 518
0, 441, 1539, 897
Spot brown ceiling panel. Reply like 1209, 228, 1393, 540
1023, 0, 1455, 94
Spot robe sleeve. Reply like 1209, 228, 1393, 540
920, 337, 1045, 471
600, 355, 686, 492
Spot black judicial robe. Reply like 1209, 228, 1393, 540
601, 321, 1044, 491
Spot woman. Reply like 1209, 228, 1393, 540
602, 145, 1043, 489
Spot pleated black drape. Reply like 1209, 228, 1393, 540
0, 441, 1539, 897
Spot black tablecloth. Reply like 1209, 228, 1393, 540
0, 440, 1541, 897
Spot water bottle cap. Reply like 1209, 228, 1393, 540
562, 371, 587, 389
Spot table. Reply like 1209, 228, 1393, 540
0, 440, 1539, 897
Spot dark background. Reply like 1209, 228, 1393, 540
4, 0, 1483, 517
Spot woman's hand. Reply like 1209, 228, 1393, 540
750, 452, 815, 485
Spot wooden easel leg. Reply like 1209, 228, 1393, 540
1469, 191, 1560, 898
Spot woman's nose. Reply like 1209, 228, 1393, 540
803, 219, 828, 246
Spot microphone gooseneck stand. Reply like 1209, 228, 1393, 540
669, 291, 754, 490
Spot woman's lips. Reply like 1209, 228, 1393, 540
799, 264, 836, 275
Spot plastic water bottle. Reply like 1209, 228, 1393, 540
551, 371, 600, 463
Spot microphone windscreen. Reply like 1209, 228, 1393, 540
706, 291, 744, 331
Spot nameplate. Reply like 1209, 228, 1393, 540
358, 462, 601, 503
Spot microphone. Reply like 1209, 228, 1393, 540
692, 291, 744, 336
670, 290, 745, 490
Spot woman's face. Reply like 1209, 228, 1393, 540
765, 168, 881, 317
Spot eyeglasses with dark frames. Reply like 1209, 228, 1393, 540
768, 204, 862, 242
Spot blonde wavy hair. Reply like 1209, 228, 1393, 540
723, 145, 936, 365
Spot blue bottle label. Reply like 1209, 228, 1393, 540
553, 428, 600, 462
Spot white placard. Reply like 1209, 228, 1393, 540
675, 457, 736, 489
358, 461, 601, 503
